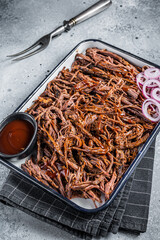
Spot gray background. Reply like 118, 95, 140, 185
0, 0, 160, 239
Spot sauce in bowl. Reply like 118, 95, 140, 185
0, 119, 34, 155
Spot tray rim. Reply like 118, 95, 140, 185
1, 39, 160, 213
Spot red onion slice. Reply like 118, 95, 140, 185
144, 67, 160, 79
151, 88, 160, 103
136, 72, 148, 90
142, 79, 160, 99
142, 99, 160, 122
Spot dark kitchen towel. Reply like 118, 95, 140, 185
120, 143, 155, 233
0, 140, 155, 239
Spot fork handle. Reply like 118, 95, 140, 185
50, 0, 112, 38
64, 0, 112, 31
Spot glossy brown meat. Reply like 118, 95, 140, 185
21, 47, 155, 206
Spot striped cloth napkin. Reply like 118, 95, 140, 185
0, 140, 155, 239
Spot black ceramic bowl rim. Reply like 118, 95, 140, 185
0, 112, 37, 159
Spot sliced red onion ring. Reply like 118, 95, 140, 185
142, 79, 160, 99
151, 88, 160, 103
136, 72, 148, 90
144, 67, 160, 79
144, 78, 160, 88
142, 98, 160, 122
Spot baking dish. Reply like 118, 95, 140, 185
0, 39, 160, 212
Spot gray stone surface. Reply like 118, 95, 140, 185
0, 0, 160, 239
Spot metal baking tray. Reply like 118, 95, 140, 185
1, 39, 160, 213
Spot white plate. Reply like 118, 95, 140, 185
1, 39, 160, 212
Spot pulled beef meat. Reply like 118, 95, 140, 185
22, 48, 155, 206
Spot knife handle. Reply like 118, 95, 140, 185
64, 0, 112, 31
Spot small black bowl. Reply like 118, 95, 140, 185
0, 112, 37, 160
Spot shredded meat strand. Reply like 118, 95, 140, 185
21, 47, 155, 206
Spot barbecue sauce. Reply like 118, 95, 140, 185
41, 162, 69, 179
0, 119, 34, 155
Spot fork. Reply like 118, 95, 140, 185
7, 0, 112, 61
